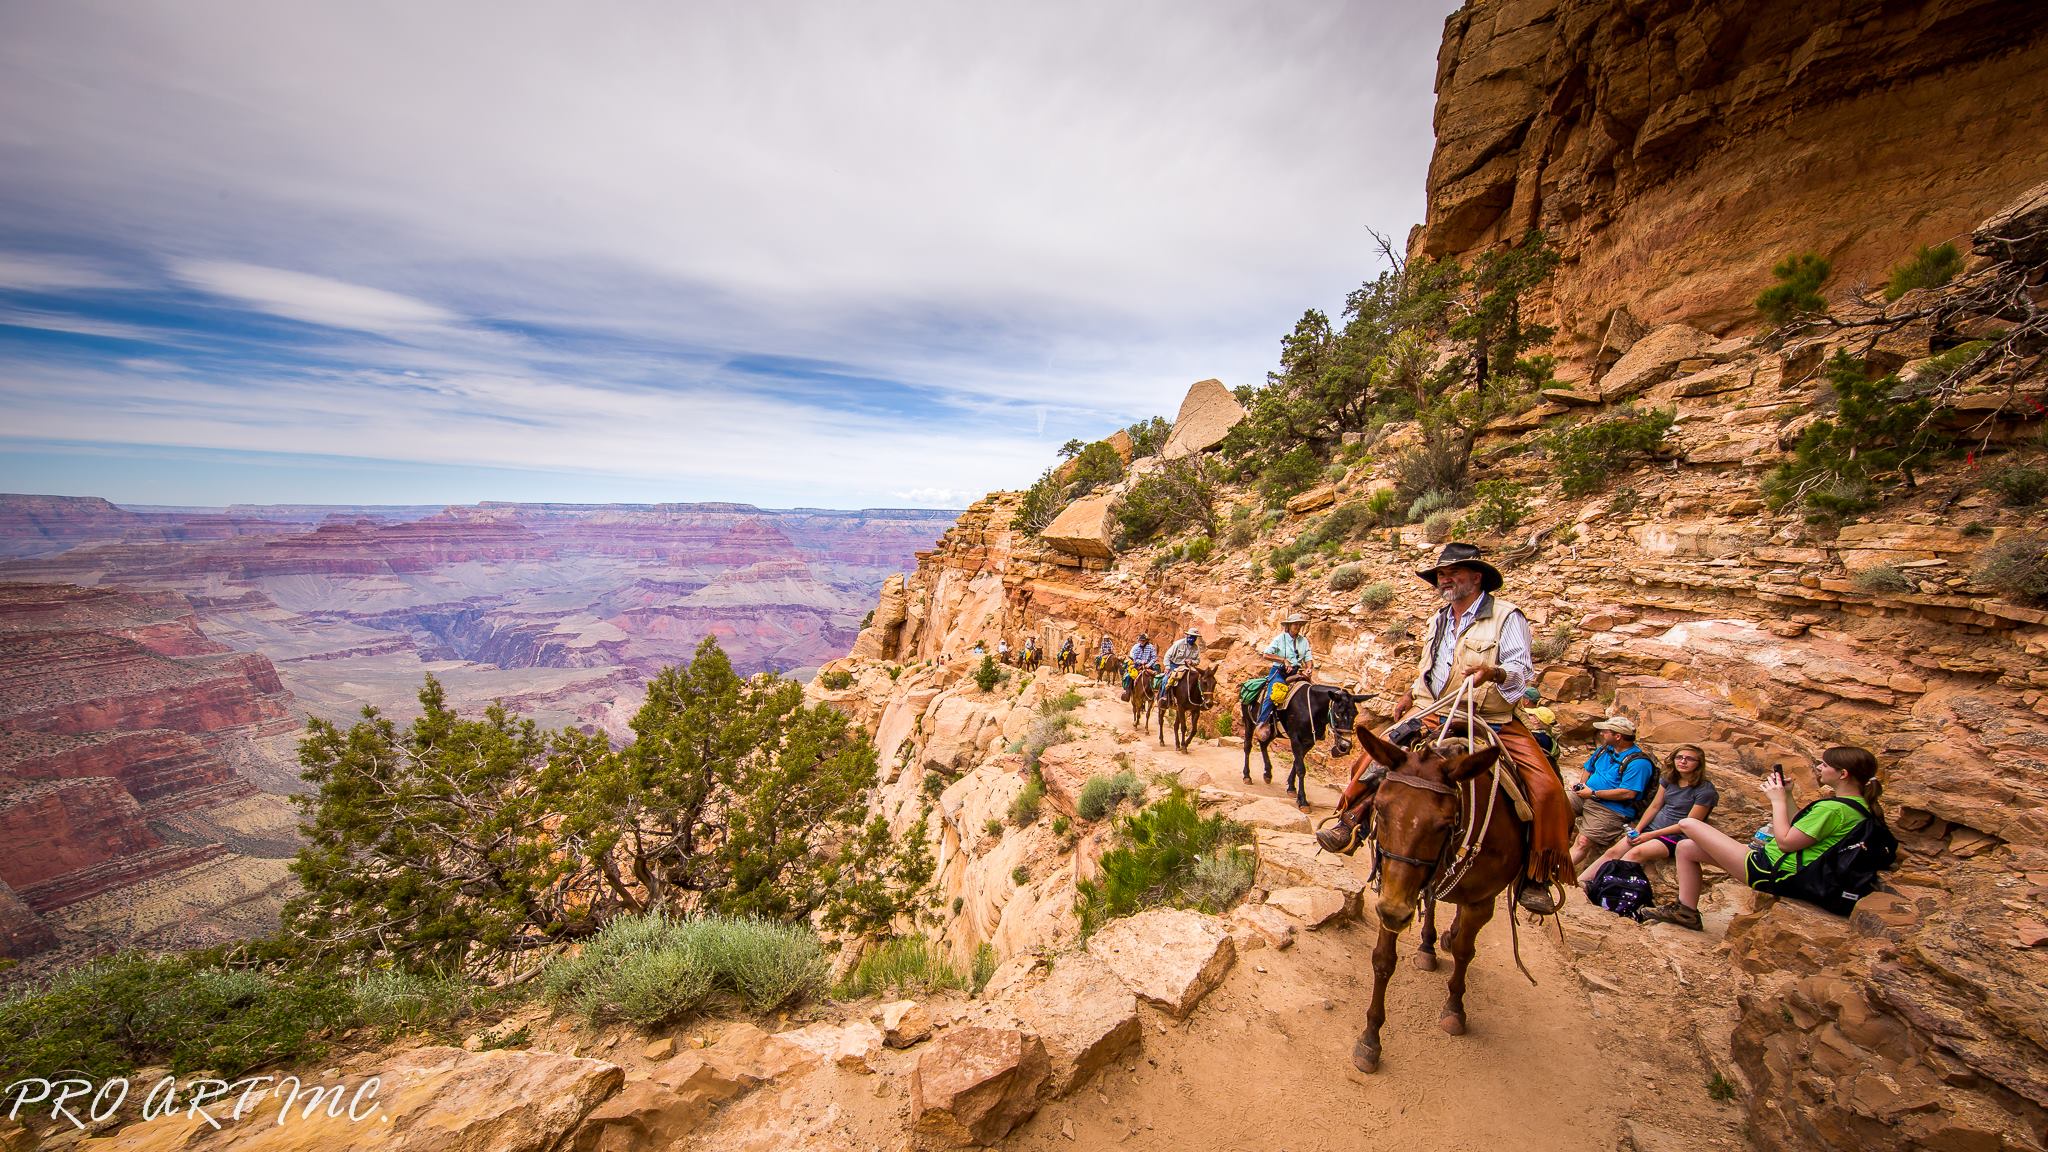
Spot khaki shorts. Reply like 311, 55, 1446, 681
1573, 794, 1633, 852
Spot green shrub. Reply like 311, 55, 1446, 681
1910, 339, 1993, 387
1853, 564, 1914, 594
1884, 242, 1963, 301
1051, 815, 1071, 836
971, 943, 998, 995
351, 969, 487, 1035
1708, 1072, 1738, 1103
1406, 487, 1458, 523
1963, 521, 1992, 537
1126, 416, 1172, 457
542, 912, 827, 1025
1607, 487, 1641, 516
1075, 786, 1256, 934
1394, 443, 1465, 504
1465, 478, 1530, 533
922, 770, 947, 798
1182, 536, 1215, 564
1011, 865, 1031, 886
1304, 501, 1371, 547
1214, 710, 1233, 738
974, 655, 1002, 692
984, 817, 1005, 837
820, 668, 854, 691
838, 936, 966, 1000
1763, 352, 1949, 521
1258, 445, 1325, 507
1225, 519, 1256, 549
1077, 770, 1145, 821
1422, 510, 1457, 543
1271, 561, 1295, 583
1986, 464, 2048, 507
1009, 773, 1044, 826
0, 952, 356, 1080
1544, 406, 1676, 496
887, 664, 903, 681
1756, 252, 1830, 325
1324, 462, 1349, 484
1328, 564, 1364, 592
1358, 581, 1395, 610
1116, 458, 1219, 545
1365, 487, 1402, 526
1974, 535, 2048, 604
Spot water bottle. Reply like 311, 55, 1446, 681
1751, 824, 1775, 852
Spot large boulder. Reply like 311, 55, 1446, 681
1084, 907, 1235, 1018
774, 1020, 883, 1071
1973, 177, 2048, 265
81, 1046, 624, 1152
1254, 830, 1366, 920
1596, 323, 1713, 400
1160, 379, 1247, 459
909, 1027, 1050, 1148
1013, 950, 1141, 1093
1040, 494, 1116, 560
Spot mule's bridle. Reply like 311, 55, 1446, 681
1369, 771, 1463, 880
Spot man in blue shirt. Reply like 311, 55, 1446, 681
1569, 716, 1657, 868
1251, 612, 1313, 740
1122, 633, 1158, 700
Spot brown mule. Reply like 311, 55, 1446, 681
1156, 665, 1215, 752
1349, 727, 1528, 1075
1129, 668, 1158, 729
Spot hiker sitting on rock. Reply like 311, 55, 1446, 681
1122, 633, 1159, 700
1568, 716, 1658, 870
1578, 744, 1718, 887
1641, 746, 1889, 931
1251, 612, 1313, 741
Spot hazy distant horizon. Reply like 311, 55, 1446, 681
1, 490, 968, 516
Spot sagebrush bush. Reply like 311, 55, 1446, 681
1009, 773, 1044, 826
1328, 564, 1364, 592
1182, 536, 1215, 564
1406, 487, 1458, 523
1394, 443, 1465, 503
1756, 252, 1830, 325
971, 943, 998, 994
1531, 622, 1576, 664
1077, 770, 1145, 821
542, 911, 827, 1025
838, 935, 966, 1000
1975, 535, 2048, 604
352, 969, 488, 1035
1423, 510, 1457, 543
1884, 242, 1963, 301
1852, 565, 1914, 594
1543, 406, 1676, 496
1075, 786, 1255, 934
1365, 487, 1402, 526
0, 952, 356, 1081
1358, 580, 1395, 610
1985, 464, 2048, 507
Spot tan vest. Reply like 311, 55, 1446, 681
1409, 593, 1524, 724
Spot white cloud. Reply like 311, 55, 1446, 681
171, 261, 460, 336
891, 487, 974, 508
0, 253, 133, 293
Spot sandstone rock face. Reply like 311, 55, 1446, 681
909, 1026, 1050, 1148
774, 1020, 883, 1071
1039, 495, 1117, 561
1160, 379, 1247, 460
80, 1046, 623, 1152
1013, 950, 1142, 1093
1416, 0, 2048, 340
1084, 908, 1236, 1018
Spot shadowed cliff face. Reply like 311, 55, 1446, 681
1416, 0, 2048, 351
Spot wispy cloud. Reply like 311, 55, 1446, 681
0, 0, 1451, 506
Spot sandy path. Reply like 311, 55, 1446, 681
1003, 687, 1630, 1152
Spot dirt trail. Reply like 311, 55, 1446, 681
1001, 682, 1749, 1152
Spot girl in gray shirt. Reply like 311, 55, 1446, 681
1578, 744, 1719, 886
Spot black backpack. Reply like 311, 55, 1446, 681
1585, 859, 1656, 920
1609, 748, 1658, 819
1769, 798, 1899, 915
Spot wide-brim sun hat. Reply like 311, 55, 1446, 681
1281, 612, 1309, 625
1415, 542, 1504, 593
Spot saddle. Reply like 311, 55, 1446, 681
1315, 719, 1532, 856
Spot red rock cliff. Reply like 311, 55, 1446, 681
1416, 0, 2048, 348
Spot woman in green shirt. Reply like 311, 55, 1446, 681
1640, 746, 1882, 931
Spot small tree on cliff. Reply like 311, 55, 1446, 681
287, 677, 609, 971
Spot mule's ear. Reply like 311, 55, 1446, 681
1357, 727, 1407, 770
1445, 744, 1501, 782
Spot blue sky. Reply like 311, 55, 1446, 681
0, 1, 1452, 509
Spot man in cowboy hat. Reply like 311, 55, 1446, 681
1382, 542, 1574, 915
1251, 612, 1314, 741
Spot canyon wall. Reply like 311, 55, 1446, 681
1416, 0, 2048, 352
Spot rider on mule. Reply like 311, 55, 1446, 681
1122, 633, 1159, 701
1162, 627, 1203, 691
1251, 612, 1313, 743
1059, 637, 1075, 666
1348, 543, 1575, 917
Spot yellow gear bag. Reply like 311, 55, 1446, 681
1269, 682, 1291, 707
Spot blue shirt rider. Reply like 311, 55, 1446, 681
1122, 634, 1158, 699
1254, 612, 1313, 731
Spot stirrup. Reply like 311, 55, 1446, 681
1515, 879, 1562, 917
1315, 815, 1364, 856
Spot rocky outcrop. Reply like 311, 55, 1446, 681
1417, 0, 2048, 342
909, 1027, 1050, 1148
1012, 951, 1142, 1092
1160, 378, 1247, 460
1038, 494, 1117, 561
1083, 908, 1236, 1019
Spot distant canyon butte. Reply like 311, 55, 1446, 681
0, 494, 955, 963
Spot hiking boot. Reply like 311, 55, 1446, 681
1640, 901, 1703, 931
1253, 723, 1273, 743
1515, 882, 1559, 916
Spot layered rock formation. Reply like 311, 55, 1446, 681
1416, 0, 2048, 347
0, 584, 302, 960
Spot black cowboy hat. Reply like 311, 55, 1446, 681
1415, 542, 1503, 593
